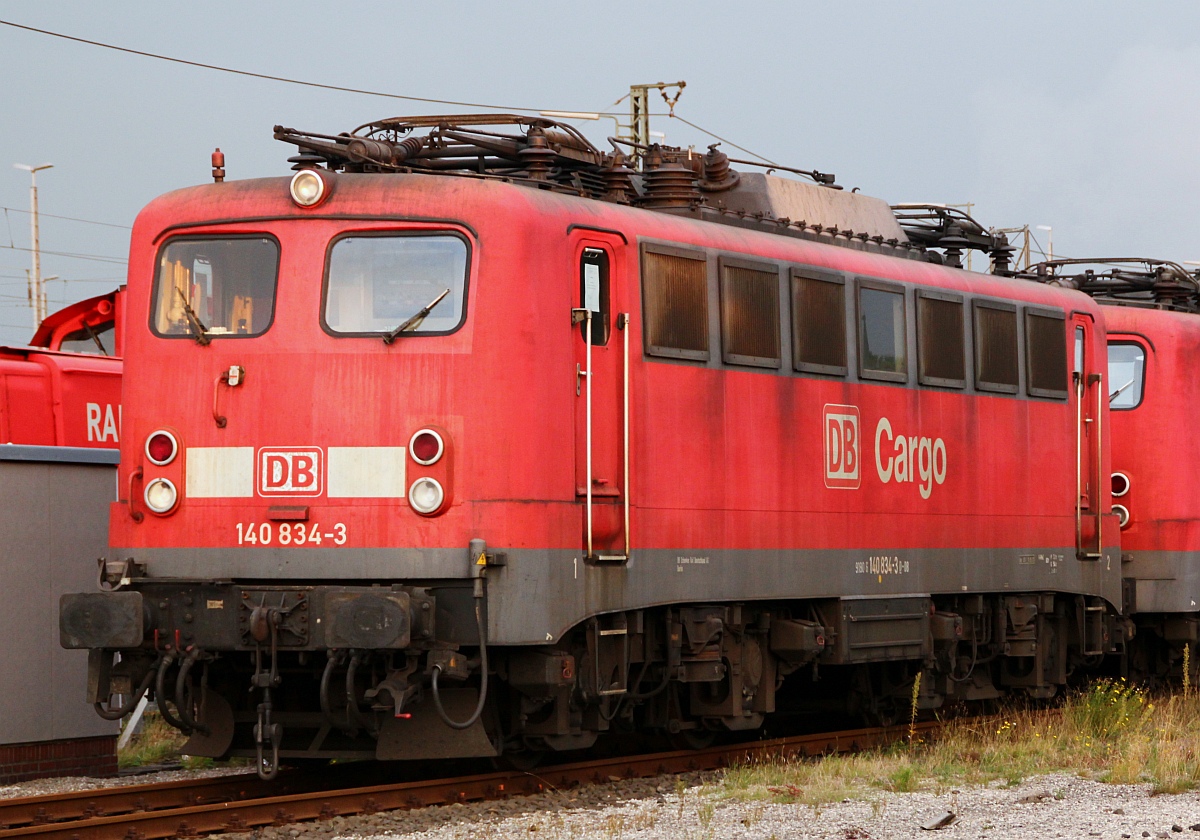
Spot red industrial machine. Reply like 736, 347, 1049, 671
0, 290, 122, 448
62, 116, 1130, 777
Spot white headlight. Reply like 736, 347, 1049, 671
144, 478, 178, 514
408, 477, 445, 515
289, 169, 327, 207
1114, 504, 1130, 529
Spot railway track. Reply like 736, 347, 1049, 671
0, 722, 937, 839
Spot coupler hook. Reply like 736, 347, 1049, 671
254, 691, 282, 780
250, 605, 283, 779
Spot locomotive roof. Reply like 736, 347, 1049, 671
1017, 257, 1200, 314
272, 115, 1012, 270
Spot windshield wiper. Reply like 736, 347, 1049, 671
83, 322, 108, 356
175, 287, 211, 345
1109, 378, 1135, 403
383, 288, 451, 344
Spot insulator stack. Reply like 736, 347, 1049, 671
519, 127, 556, 181
990, 237, 1016, 276
699, 144, 738, 192
641, 159, 700, 209
601, 154, 636, 204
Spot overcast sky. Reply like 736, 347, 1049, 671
1, 1, 1197, 346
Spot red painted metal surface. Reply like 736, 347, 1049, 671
0, 290, 124, 449
108, 174, 1115, 560
1104, 306, 1198, 552
0, 348, 121, 448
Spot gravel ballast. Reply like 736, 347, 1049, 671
6, 765, 1200, 838
225, 771, 1200, 840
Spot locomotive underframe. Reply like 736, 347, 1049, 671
66, 572, 1129, 771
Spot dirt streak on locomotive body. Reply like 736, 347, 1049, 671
60, 117, 1126, 775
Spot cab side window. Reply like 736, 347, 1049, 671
1108, 342, 1146, 409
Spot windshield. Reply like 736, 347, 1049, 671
59, 321, 115, 355
153, 237, 279, 338
1108, 342, 1146, 410
323, 234, 469, 336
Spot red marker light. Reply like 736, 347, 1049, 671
145, 430, 178, 466
409, 429, 444, 465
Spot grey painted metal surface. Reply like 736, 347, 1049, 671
125, 543, 1119, 646
1130, 551, 1200, 614
0, 458, 117, 744
0, 444, 119, 465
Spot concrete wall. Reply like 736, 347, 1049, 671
0, 446, 119, 745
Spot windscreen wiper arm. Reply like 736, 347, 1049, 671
383, 288, 451, 344
83, 322, 108, 356
1109, 378, 1134, 403
175, 287, 211, 346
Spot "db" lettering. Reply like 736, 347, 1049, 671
823, 405, 860, 489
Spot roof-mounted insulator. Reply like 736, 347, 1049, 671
211, 148, 225, 183
700, 144, 740, 193
519, 127, 556, 181
601, 153, 636, 204
641, 150, 700, 209
989, 235, 1016, 276
287, 152, 327, 171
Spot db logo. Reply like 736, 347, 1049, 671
823, 404, 860, 489
258, 447, 323, 496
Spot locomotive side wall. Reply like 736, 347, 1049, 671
106, 176, 1121, 645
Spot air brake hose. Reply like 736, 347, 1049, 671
431, 594, 489, 730
94, 665, 157, 720
174, 648, 211, 735
155, 652, 193, 734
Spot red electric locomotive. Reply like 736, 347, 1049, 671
1021, 258, 1200, 681
61, 116, 1124, 776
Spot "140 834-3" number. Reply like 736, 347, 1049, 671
235, 522, 347, 546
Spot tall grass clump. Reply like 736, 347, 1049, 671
721, 679, 1200, 807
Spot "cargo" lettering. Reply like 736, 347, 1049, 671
874, 417, 947, 499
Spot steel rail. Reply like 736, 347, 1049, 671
0, 770, 332, 829
0, 721, 938, 839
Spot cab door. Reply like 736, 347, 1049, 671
1073, 313, 1103, 559
571, 233, 628, 563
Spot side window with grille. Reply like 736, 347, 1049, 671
917, 290, 965, 388
857, 280, 907, 382
641, 244, 709, 361
719, 258, 780, 368
974, 300, 1019, 393
1025, 307, 1068, 399
792, 269, 847, 376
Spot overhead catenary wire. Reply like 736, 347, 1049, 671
0, 18, 625, 116
0, 205, 131, 230
0, 243, 126, 264
3, 20, 794, 187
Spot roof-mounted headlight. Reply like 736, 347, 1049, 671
290, 169, 330, 208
